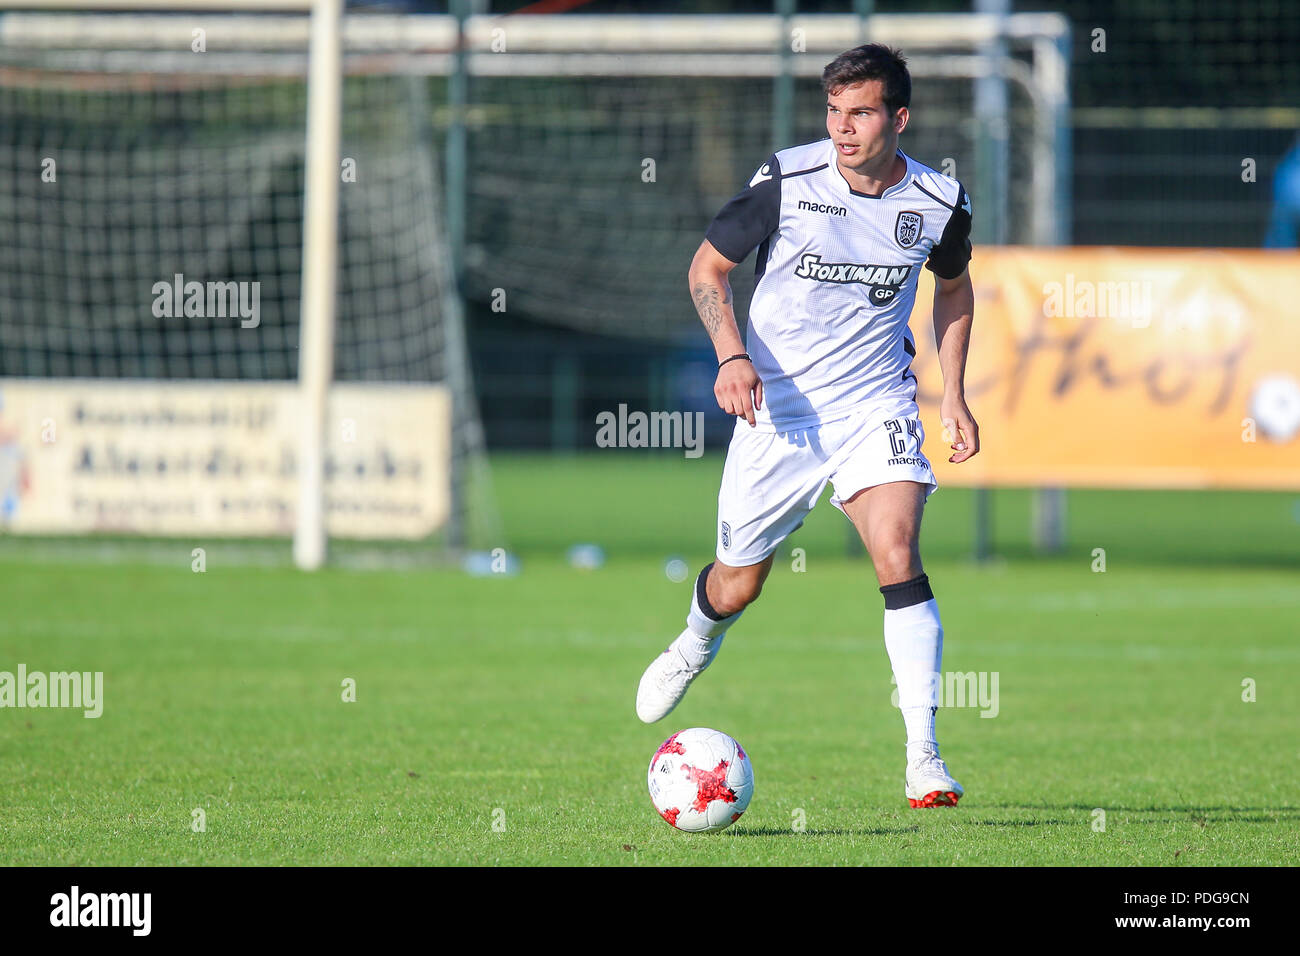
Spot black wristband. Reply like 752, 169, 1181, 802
718, 353, 752, 369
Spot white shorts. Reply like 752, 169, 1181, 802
715, 401, 937, 566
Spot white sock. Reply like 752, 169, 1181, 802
676, 568, 742, 668
671, 626, 722, 669
883, 597, 943, 757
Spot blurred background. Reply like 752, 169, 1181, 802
0, 0, 1297, 568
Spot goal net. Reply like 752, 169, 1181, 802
0, 9, 1068, 562
451, 12, 1070, 343
0, 8, 496, 563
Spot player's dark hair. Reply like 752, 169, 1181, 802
821, 44, 911, 115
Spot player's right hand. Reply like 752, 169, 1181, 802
715, 359, 763, 427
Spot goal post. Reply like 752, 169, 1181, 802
0, 0, 495, 566
295, 0, 342, 571
0, 0, 345, 570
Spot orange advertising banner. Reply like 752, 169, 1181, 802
910, 248, 1300, 490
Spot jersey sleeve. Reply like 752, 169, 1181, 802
704, 154, 782, 264
925, 183, 973, 279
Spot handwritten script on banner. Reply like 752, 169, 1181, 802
910, 248, 1300, 490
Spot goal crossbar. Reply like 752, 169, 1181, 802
0, 11, 1066, 53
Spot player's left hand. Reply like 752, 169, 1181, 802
940, 394, 980, 464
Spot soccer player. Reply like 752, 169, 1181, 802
635, 44, 979, 809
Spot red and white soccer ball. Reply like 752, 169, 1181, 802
648, 727, 754, 833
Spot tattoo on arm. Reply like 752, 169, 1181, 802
692, 281, 732, 338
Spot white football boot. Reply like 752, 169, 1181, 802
905, 749, 964, 808
635, 637, 723, 724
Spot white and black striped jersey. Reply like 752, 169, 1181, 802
705, 139, 972, 431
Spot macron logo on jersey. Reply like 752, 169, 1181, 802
797, 200, 846, 217
748, 163, 774, 188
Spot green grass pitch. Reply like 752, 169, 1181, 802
1, 453, 1297, 865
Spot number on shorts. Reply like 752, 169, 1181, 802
886, 418, 919, 457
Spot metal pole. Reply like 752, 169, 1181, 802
1033, 487, 1066, 553
773, 0, 795, 152
972, 0, 1009, 562
1032, 28, 1073, 554
853, 0, 874, 42
446, 0, 469, 288
443, 0, 471, 550
551, 355, 579, 452
973, 487, 993, 562
974, 0, 1010, 248
293, 0, 342, 571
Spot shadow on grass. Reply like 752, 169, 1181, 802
727, 825, 922, 837
718, 806, 1299, 836
980, 543, 1300, 574
966, 818, 1073, 827
1005, 804, 1300, 825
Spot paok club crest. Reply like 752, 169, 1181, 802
894, 210, 923, 249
